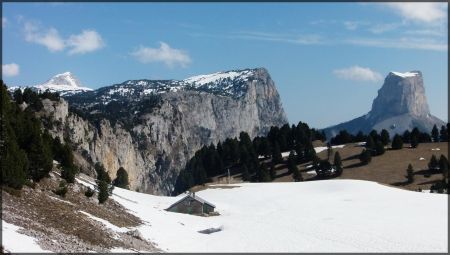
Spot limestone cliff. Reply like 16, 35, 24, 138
40, 68, 288, 195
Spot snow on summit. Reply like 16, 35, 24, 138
7, 72, 93, 96
183, 69, 254, 87
390, 71, 420, 78
35, 72, 93, 94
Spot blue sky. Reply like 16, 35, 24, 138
2, 2, 448, 128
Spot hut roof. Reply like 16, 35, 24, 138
170, 193, 216, 209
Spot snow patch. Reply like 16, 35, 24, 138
2, 220, 52, 253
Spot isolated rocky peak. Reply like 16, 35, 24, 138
323, 70, 445, 138
42, 72, 83, 88
369, 70, 430, 122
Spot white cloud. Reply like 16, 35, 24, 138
2, 63, 20, 77
131, 42, 191, 68
333, 66, 383, 83
24, 21, 65, 52
22, 19, 104, 55
67, 30, 105, 55
2, 17, 7, 28
383, 3, 447, 23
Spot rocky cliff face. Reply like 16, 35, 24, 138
40, 68, 287, 195
324, 71, 445, 138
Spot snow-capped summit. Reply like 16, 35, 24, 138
7, 72, 93, 96
34, 72, 93, 95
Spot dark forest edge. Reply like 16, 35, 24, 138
1, 83, 130, 204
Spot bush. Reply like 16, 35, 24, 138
97, 180, 109, 204
85, 187, 95, 198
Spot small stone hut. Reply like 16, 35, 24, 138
166, 192, 215, 215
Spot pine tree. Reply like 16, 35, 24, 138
269, 162, 276, 180
428, 155, 438, 171
402, 130, 411, 144
272, 141, 283, 164
257, 163, 271, 182
380, 129, 390, 146
439, 125, 448, 142
375, 141, 385, 156
410, 135, 419, 148
287, 151, 296, 173
326, 142, 332, 160
334, 151, 343, 176
97, 180, 109, 204
406, 164, 414, 184
431, 125, 439, 142
439, 155, 449, 173
365, 135, 375, 153
292, 166, 302, 182
359, 149, 372, 165
113, 167, 129, 189
13, 89, 24, 104
391, 134, 403, 150
241, 165, 250, 181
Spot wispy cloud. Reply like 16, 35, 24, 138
22, 19, 104, 55
333, 66, 383, 83
382, 3, 447, 24
67, 30, 105, 55
216, 31, 324, 45
346, 37, 447, 52
2, 63, 20, 77
2, 17, 7, 28
368, 22, 403, 34
131, 42, 191, 68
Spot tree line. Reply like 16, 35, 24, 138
1, 84, 77, 189
331, 124, 449, 146
173, 122, 326, 195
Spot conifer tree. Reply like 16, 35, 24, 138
375, 141, 385, 155
257, 163, 271, 182
359, 149, 372, 165
113, 167, 129, 189
269, 162, 276, 180
272, 141, 283, 164
391, 134, 403, 150
439, 125, 448, 142
406, 164, 414, 183
428, 155, 438, 171
380, 129, 390, 146
97, 180, 109, 204
431, 125, 439, 142
241, 165, 251, 181
410, 135, 419, 148
334, 151, 343, 176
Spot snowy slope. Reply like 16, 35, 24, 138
102, 179, 447, 253
2, 220, 52, 253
